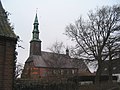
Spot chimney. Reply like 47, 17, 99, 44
66, 48, 69, 56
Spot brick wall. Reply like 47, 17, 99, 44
22, 61, 78, 80
0, 37, 17, 90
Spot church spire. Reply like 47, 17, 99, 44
32, 13, 40, 41
34, 13, 39, 24
30, 13, 42, 56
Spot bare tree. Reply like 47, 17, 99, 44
48, 41, 65, 54
47, 41, 66, 68
65, 5, 120, 84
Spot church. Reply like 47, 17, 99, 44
21, 13, 90, 80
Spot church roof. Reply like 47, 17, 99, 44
0, 1, 16, 38
26, 51, 88, 70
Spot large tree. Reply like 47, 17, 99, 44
65, 5, 120, 84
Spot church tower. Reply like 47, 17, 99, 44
30, 13, 42, 56
0, 1, 17, 90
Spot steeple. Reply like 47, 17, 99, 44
34, 13, 39, 24
32, 13, 40, 41
30, 13, 42, 56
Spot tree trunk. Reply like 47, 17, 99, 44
95, 59, 102, 85
108, 45, 112, 83
108, 62, 113, 83
95, 67, 100, 85
108, 48, 113, 83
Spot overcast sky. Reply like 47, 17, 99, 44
2, 0, 119, 64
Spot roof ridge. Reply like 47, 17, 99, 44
41, 51, 68, 56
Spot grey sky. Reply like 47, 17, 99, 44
2, 0, 119, 64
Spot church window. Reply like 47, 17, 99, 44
61, 69, 64, 75
72, 70, 75, 74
